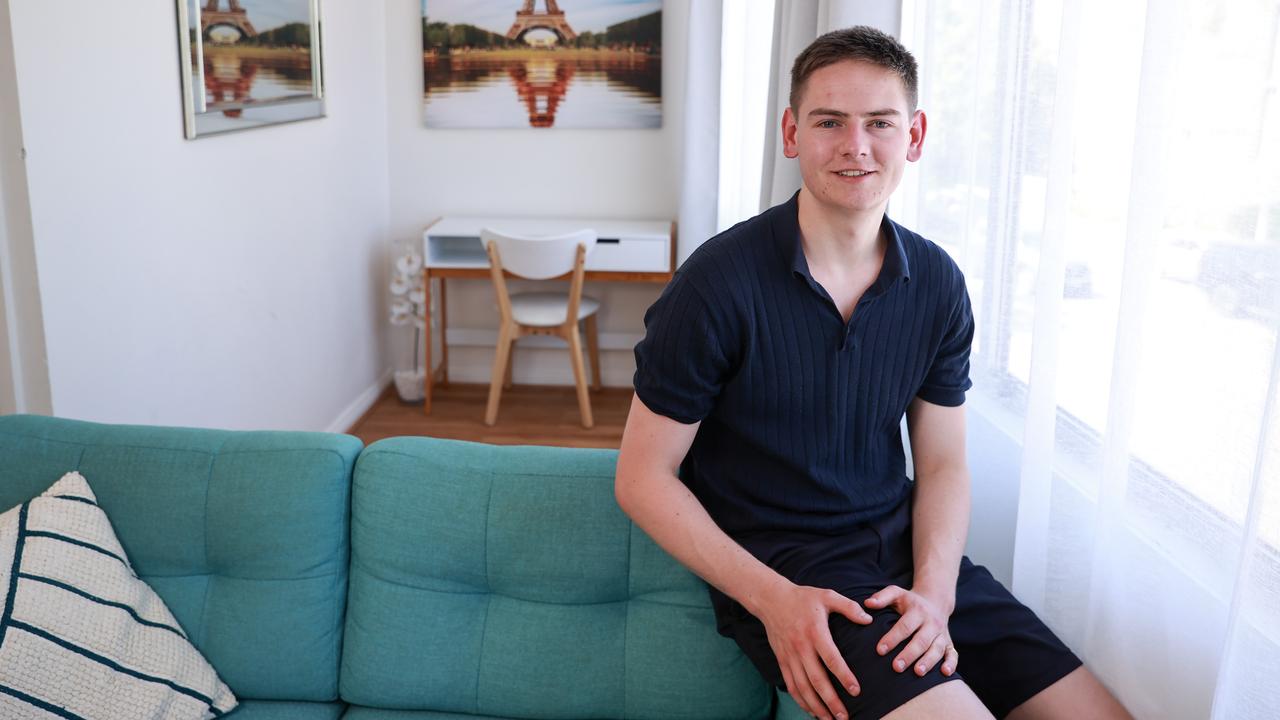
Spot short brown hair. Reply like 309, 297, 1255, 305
789, 26, 919, 112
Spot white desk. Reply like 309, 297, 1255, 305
420, 216, 676, 413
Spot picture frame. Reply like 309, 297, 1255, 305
422, 0, 662, 129
176, 0, 326, 139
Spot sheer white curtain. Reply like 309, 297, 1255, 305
678, 0, 780, 256
678, 0, 782, 254
899, 0, 1280, 717
677, 0, 723, 265
715, 0, 775, 233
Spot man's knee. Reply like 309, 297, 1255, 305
824, 611, 971, 717
827, 608, 901, 673
881, 680, 994, 720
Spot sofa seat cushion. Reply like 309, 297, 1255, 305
341, 437, 771, 720
0, 415, 361, 702
343, 709, 535, 720
227, 700, 346, 720
773, 691, 808, 720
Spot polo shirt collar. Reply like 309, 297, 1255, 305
774, 191, 912, 294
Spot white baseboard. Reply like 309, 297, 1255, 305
327, 368, 392, 435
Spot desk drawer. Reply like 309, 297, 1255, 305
586, 236, 669, 273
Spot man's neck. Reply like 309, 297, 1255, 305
796, 188, 887, 274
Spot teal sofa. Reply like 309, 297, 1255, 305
0, 414, 805, 719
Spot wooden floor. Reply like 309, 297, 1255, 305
346, 382, 634, 448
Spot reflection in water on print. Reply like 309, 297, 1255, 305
508, 60, 574, 127
423, 52, 661, 128
204, 50, 314, 117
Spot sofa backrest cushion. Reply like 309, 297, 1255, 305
341, 436, 772, 720
0, 414, 360, 702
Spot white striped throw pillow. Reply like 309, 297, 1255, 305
0, 472, 237, 719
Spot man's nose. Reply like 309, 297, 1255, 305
840, 126, 871, 157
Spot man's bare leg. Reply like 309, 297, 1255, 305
1005, 666, 1133, 720
881, 681, 995, 720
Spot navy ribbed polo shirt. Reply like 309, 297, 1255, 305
633, 192, 974, 540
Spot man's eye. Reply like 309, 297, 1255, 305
870, 120, 892, 129
818, 120, 840, 128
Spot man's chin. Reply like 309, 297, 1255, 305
809, 190, 887, 216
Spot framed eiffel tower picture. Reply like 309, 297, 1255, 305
175, 0, 326, 139
422, 0, 662, 129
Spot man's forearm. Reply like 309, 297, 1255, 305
909, 468, 971, 611
616, 468, 788, 617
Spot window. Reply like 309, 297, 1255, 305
900, 0, 1280, 560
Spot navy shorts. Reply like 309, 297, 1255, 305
713, 493, 1082, 719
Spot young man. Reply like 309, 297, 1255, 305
616, 26, 1132, 720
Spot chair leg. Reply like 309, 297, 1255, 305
504, 338, 515, 389
485, 323, 514, 426
566, 326, 594, 429
585, 315, 602, 391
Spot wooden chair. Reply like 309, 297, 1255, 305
481, 227, 602, 428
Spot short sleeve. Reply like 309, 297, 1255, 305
915, 281, 975, 407
632, 272, 736, 424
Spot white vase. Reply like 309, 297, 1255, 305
393, 369, 426, 402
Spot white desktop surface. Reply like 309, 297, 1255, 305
426, 216, 669, 240
424, 216, 672, 273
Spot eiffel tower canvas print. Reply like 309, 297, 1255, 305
422, 0, 662, 129
175, 0, 326, 138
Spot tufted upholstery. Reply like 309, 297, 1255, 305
0, 414, 359, 712
226, 700, 350, 719
341, 436, 773, 720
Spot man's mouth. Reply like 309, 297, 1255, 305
835, 170, 875, 177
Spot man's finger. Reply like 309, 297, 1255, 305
801, 655, 847, 720
791, 658, 830, 720
779, 664, 809, 717
816, 635, 861, 697
779, 665, 792, 699
784, 657, 819, 719
876, 613, 920, 661
864, 585, 903, 608
893, 625, 937, 673
827, 592, 873, 625
941, 642, 960, 676
911, 634, 948, 676
782, 662, 815, 718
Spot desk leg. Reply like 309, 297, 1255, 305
440, 278, 449, 384
423, 271, 433, 414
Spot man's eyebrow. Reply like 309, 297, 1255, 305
805, 107, 903, 118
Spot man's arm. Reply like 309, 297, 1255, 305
615, 394, 873, 720
864, 397, 968, 678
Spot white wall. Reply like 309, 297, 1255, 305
965, 402, 1023, 585
5, 0, 391, 431
383, 0, 688, 387
0, 0, 52, 417
2, 0, 1025, 579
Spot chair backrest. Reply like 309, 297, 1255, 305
480, 227, 597, 280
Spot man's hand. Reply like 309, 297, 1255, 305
864, 584, 959, 678
754, 580, 874, 720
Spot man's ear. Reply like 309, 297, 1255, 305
906, 109, 927, 162
782, 106, 799, 158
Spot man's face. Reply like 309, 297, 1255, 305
782, 59, 925, 217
